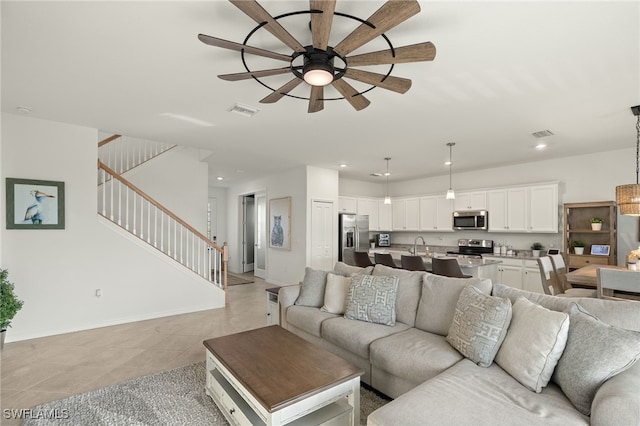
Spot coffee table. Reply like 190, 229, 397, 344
203, 326, 364, 426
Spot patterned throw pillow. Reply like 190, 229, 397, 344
552, 303, 640, 415
446, 285, 512, 367
344, 274, 399, 326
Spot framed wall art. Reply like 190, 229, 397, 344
6, 178, 65, 229
269, 196, 291, 250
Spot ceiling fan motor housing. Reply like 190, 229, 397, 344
302, 47, 336, 85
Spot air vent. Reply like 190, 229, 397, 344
228, 103, 260, 117
532, 130, 554, 138
370, 173, 383, 177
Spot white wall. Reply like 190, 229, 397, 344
0, 114, 225, 342
341, 148, 639, 265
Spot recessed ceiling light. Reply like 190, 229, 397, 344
16, 106, 32, 114
339, 164, 347, 168
216, 176, 224, 181
444, 160, 452, 166
535, 142, 548, 150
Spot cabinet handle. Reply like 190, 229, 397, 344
230, 408, 236, 415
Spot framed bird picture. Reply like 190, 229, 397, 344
6, 178, 65, 230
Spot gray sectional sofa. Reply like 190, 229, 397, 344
278, 262, 640, 425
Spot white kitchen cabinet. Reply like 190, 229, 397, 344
392, 197, 420, 231
484, 256, 543, 293
378, 200, 393, 231
419, 195, 454, 232
528, 184, 558, 232
454, 191, 486, 211
488, 184, 558, 233
338, 196, 357, 213
487, 187, 527, 232
357, 198, 379, 231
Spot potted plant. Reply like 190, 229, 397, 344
0, 269, 24, 350
591, 217, 604, 231
571, 240, 586, 255
531, 242, 544, 257
369, 238, 376, 249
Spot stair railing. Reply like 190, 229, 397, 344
97, 160, 228, 302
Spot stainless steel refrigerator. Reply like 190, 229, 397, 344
338, 213, 369, 264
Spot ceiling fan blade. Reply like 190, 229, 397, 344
333, 0, 421, 57
198, 34, 292, 62
229, 0, 306, 53
308, 86, 324, 113
260, 78, 304, 103
343, 69, 411, 94
332, 79, 370, 111
346, 42, 436, 66
218, 67, 292, 81
310, 0, 336, 51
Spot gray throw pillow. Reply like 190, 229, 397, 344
344, 274, 399, 326
552, 303, 640, 415
294, 267, 328, 307
446, 285, 512, 367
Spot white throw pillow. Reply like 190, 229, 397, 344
321, 273, 352, 314
495, 297, 570, 393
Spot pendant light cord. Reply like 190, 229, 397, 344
449, 144, 453, 188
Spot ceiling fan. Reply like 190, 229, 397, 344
198, 0, 436, 113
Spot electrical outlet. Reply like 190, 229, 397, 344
95, 289, 101, 298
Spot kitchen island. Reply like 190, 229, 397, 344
369, 249, 501, 281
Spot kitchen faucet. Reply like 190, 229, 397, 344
413, 236, 426, 255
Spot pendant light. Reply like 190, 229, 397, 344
616, 106, 640, 215
384, 157, 392, 205
445, 142, 456, 200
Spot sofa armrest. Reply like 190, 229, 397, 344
278, 284, 301, 330
591, 362, 640, 425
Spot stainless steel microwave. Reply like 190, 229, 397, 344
453, 210, 488, 230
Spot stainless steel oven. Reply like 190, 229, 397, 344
452, 210, 488, 230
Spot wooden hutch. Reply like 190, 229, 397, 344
563, 201, 617, 270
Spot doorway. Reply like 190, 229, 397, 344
241, 191, 267, 278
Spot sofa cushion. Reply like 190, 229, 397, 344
416, 274, 493, 336
321, 316, 410, 359
372, 264, 424, 327
369, 328, 464, 385
344, 274, 399, 326
294, 267, 328, 307
446, 285, 512, 367
367, 359, 589, 426
286, 305, 338, 338
495, 297, 570, 393
321, 273, 351, 314
332, 261, 373, 277
552, 303, 640, 416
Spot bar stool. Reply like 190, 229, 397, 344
400, 255, 428, 271
353, 251, 374, 268
375, 253, 397, 268
431, 257, 471, 278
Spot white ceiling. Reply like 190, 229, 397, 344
2, 1, 639, 187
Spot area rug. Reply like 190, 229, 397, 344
23, 362, 389, 426
225, 273, 254, 286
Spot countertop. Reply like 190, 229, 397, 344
368, 249, 502, 269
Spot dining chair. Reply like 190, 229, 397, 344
596, 268, 640, 300
537, 256, 596, 297
400, 255, 428, 271
431, 257, 471, 278
353, 251, 374, 268
374, 253, 397, 268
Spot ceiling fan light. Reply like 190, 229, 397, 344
303, 60, 334, 86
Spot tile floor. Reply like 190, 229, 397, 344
0, 273, 273, 425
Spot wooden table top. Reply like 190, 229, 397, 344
203, 326, 363, 413
565, 264, 629, 287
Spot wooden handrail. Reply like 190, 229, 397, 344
98, 160, 224, 253
98, 134, 122, 147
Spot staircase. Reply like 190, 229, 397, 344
97, 135, 228, 303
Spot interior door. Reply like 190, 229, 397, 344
254, 192, 266, 279
242, 195, 255, 272
311, 200, 335, 271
